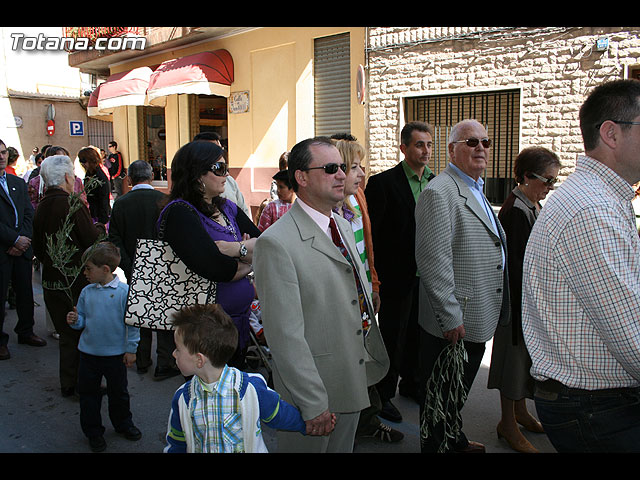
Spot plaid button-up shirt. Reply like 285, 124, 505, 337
522, 155, 640, 390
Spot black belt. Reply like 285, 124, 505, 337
535, 379, 640, 397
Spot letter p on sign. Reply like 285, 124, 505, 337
70, 121, 84, 136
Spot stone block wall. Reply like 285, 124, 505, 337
365, 26, 640, 178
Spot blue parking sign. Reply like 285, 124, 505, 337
70, 121, 84, 136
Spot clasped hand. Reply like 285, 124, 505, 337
305, 409, 337, 436
6, 236, 31, 256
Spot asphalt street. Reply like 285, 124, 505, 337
0, 267, 557, 455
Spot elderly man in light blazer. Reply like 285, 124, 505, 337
254, 136, 389, 453
415, 119, 510, 453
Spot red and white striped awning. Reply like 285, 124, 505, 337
147, 50, 234, 106
96, 66, 153, 113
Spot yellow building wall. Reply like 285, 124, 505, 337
110, 27, 366, 210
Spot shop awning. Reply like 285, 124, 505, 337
96, 66, 153, 112
147, 50, 234, 106
87, 84, 106, 117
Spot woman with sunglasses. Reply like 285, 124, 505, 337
330, 135, 404, 444
487, 146, 561, 453
158, 141, 260, 369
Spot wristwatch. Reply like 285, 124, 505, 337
239, 242, 248, 258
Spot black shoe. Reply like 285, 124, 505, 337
0, 345, 10, 360
116, 425, 142, 441
362, 423, 404, 443
153, 366, 181, 381
17, 334, 47, 347
89, 435, 107, 452
379, 400, 403, 423
61, 386, 78, 398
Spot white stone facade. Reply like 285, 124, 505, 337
365, 26, 640, 178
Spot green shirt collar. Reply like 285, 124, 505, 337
401, 160, 433, 202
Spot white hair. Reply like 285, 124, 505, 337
40, 155, 74, 188
448, 119, 486, 145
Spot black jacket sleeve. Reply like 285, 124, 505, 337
160, 202, 239, 282
235, 206, 261, 238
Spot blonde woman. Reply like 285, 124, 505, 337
330, 134, 402, 444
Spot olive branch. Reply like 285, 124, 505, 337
420, 340, 469, 453
42, 176, 106, 306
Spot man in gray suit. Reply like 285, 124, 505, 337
254, 136, 389, 453
415, 119, 510, 453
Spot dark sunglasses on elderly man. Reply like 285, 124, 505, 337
452, 137, 492, 148
210, 161, 228, 177
304, 163, 347, 175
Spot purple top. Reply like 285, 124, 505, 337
159, 199, 254, 349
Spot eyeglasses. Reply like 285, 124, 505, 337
530, 172, 558, 186
210, 161, 228, 177
303, 163, 347, 175
452, 138, 492, 148
595, 120, 640, 129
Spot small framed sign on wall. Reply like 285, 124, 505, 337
229, 91, 250, 114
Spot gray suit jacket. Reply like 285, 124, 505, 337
415, 165, 510, 343
253, 200, 389, 419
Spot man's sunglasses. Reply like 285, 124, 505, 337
210, 161, 228, 177
304, 163, 347, 175
452, 137, 492, 148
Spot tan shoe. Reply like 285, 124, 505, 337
497, 422, 539, 453
516, 414, 545, 433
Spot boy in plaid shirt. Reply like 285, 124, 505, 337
165, 304, 334, 453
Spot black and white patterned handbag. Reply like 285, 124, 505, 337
123, 203, 217, 330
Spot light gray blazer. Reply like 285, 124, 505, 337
253, 200, 389, 420
415, 165, 510, 344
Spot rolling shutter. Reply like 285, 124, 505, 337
314, 33, 351, 136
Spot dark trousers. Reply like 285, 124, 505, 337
0, 255, 35, 346
534, 380, 640, 453
356, 385, 384, 435
418, 328, 485, 453
375, 278, 420, 402
78, 351, 134, 439
136, 327, 176, 370
43, 288, 81, 390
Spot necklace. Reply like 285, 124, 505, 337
216, 210, 238, 240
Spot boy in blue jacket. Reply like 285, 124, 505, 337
67, 242, 140, 452
165, 303, 335, 453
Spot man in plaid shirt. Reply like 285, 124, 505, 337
522, 79, 640, 452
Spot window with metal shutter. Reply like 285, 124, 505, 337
314, 33, 351, 137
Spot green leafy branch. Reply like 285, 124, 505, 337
42, 176, 106, 306
420, 340, 469, 453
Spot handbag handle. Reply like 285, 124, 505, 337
157, 199, 199, 240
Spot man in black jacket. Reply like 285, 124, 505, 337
108, 159, 178, 380
364, 122, 435, 422
107, 141, 125, 199
0, 139, 46, 360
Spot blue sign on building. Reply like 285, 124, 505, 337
69, 121, 84, 136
